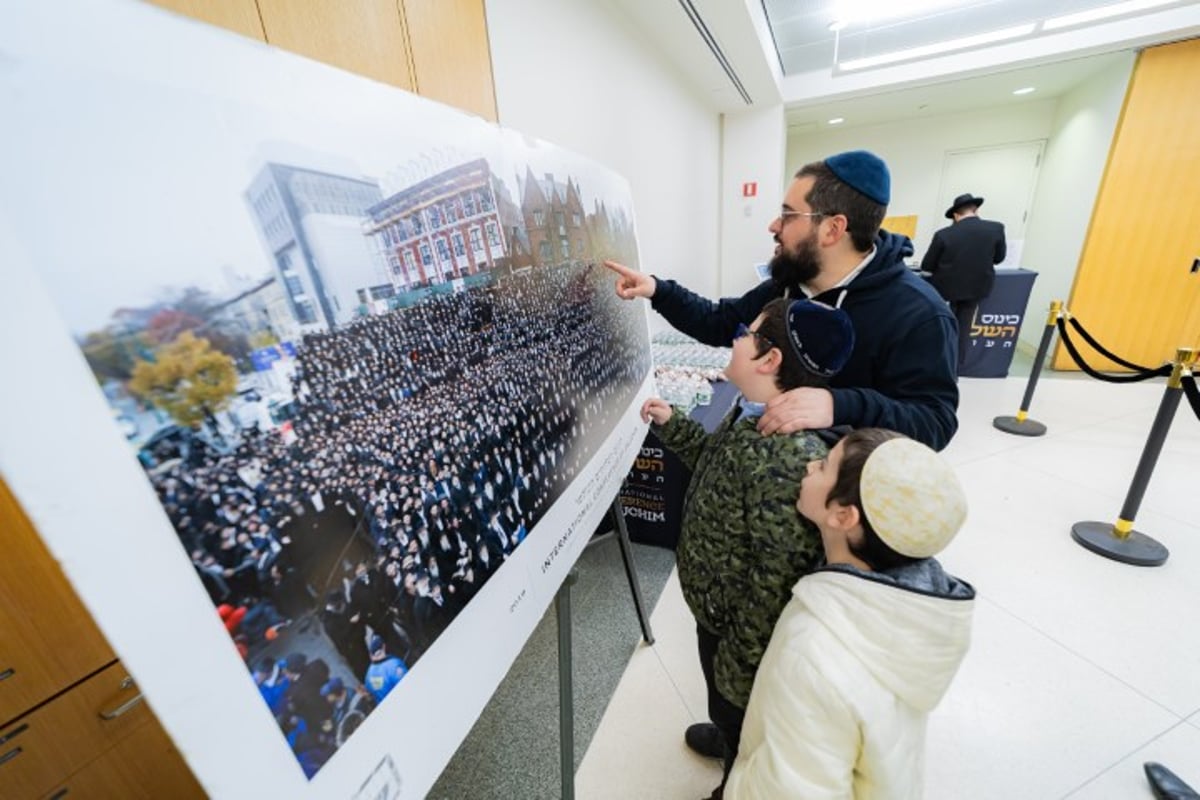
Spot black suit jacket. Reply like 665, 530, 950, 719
921, 216, 1007, 302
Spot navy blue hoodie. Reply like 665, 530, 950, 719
649, 231, 959, 450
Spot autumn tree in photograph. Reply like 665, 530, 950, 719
129, 331, 238, 428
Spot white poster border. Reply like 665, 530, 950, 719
0, 2, 655, 796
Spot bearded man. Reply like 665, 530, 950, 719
606, 150, 958, 451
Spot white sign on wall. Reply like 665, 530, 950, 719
0, 2, 652, 797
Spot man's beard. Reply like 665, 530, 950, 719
769, 232, 820, 290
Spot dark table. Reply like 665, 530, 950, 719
618, 381, 739, 550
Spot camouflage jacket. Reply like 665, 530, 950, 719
656, 405, 827, 708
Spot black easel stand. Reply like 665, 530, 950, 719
556, 568, 579, 800
1071, 347, 1196, 566
556, 496, 657, 798
610, 497, 655, 645
994, 300, 1061, 436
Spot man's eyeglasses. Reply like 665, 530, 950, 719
778, 208, 824, 224
733, 323, 777, 350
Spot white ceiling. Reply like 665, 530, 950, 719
762, 0, 1195, 76
611, 0, 1200, 128
784, 50, 1127, 131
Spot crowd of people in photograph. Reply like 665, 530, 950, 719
143, 261, 649, 775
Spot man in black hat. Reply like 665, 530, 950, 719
921, 192, 1007, 369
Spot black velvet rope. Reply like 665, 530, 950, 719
1183, 374, 1200, 421
1056, 318, 1172, 383
1067, 316, 1158, 373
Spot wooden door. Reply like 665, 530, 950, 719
0, 480, 115, 725
1054, 38, 1200, 370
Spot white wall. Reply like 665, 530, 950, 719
1020, 53, 1134, 351
786, 98, 1059, 260
485, 0, 722, 316
720, 104, 785, 297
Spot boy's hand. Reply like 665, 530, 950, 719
758, 387, 833, 435
604, 260, 656, 300
640, 397, 672, 425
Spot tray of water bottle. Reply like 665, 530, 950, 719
651, 331, 728, 412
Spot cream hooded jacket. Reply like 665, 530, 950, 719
725, 560, 975, 800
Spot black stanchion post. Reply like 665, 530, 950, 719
994, 300, 1062, 436
556, 568, 579, 800
1071, 347, 1197, 566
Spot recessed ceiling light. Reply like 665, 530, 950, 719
828, 117, 845, 125
1013, 86, 1036, 95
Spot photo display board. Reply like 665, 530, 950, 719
0, 2, 653, 797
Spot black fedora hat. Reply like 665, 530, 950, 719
945, 193, 984, 219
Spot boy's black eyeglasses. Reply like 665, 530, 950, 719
733, 323, 776, 349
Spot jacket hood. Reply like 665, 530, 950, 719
809, 230, 913, 305
795, 560, 974, 712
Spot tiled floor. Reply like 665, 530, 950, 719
576, 374, 1200, 799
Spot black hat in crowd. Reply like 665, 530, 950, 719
785, 299, 856, 379
945, 193, 984, 219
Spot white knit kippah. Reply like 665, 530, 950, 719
860, 438, 967, 558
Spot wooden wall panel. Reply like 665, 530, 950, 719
256, 0, 416, 92
404, 0, 498, 121
143, 0, 266, 41
0, 480, 116, 725
1054, 38, 1200, 370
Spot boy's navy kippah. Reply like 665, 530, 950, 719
785, 299, 855, 379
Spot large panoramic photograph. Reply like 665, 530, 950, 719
0, 1, 651, 792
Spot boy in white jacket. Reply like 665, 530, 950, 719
725, 429, 975, 800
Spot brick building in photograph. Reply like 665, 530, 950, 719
365, 158, 521, 288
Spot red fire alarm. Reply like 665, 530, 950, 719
742, 182, 757, 197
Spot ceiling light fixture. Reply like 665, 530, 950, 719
1013, 86, 1037, 95
838, 23, 1037, 71
828, 0, 964, 30
828, 117, 845, 124
1043, 0, 1180, 31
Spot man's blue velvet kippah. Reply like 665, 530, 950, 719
824, 150, 890, 205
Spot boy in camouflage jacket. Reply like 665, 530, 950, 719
641, 297, 855, 794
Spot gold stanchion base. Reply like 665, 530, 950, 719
1071, 521, 1168, 566
993, 415, 1047, 437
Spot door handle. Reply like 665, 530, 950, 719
98, 676, 144, 720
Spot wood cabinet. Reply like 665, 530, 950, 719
0, 482, 115, 728
256, 0, 417, 92
146, 0, 498, 121
0, 481, 203, 799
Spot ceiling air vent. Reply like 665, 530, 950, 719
677, 0, 753, 105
